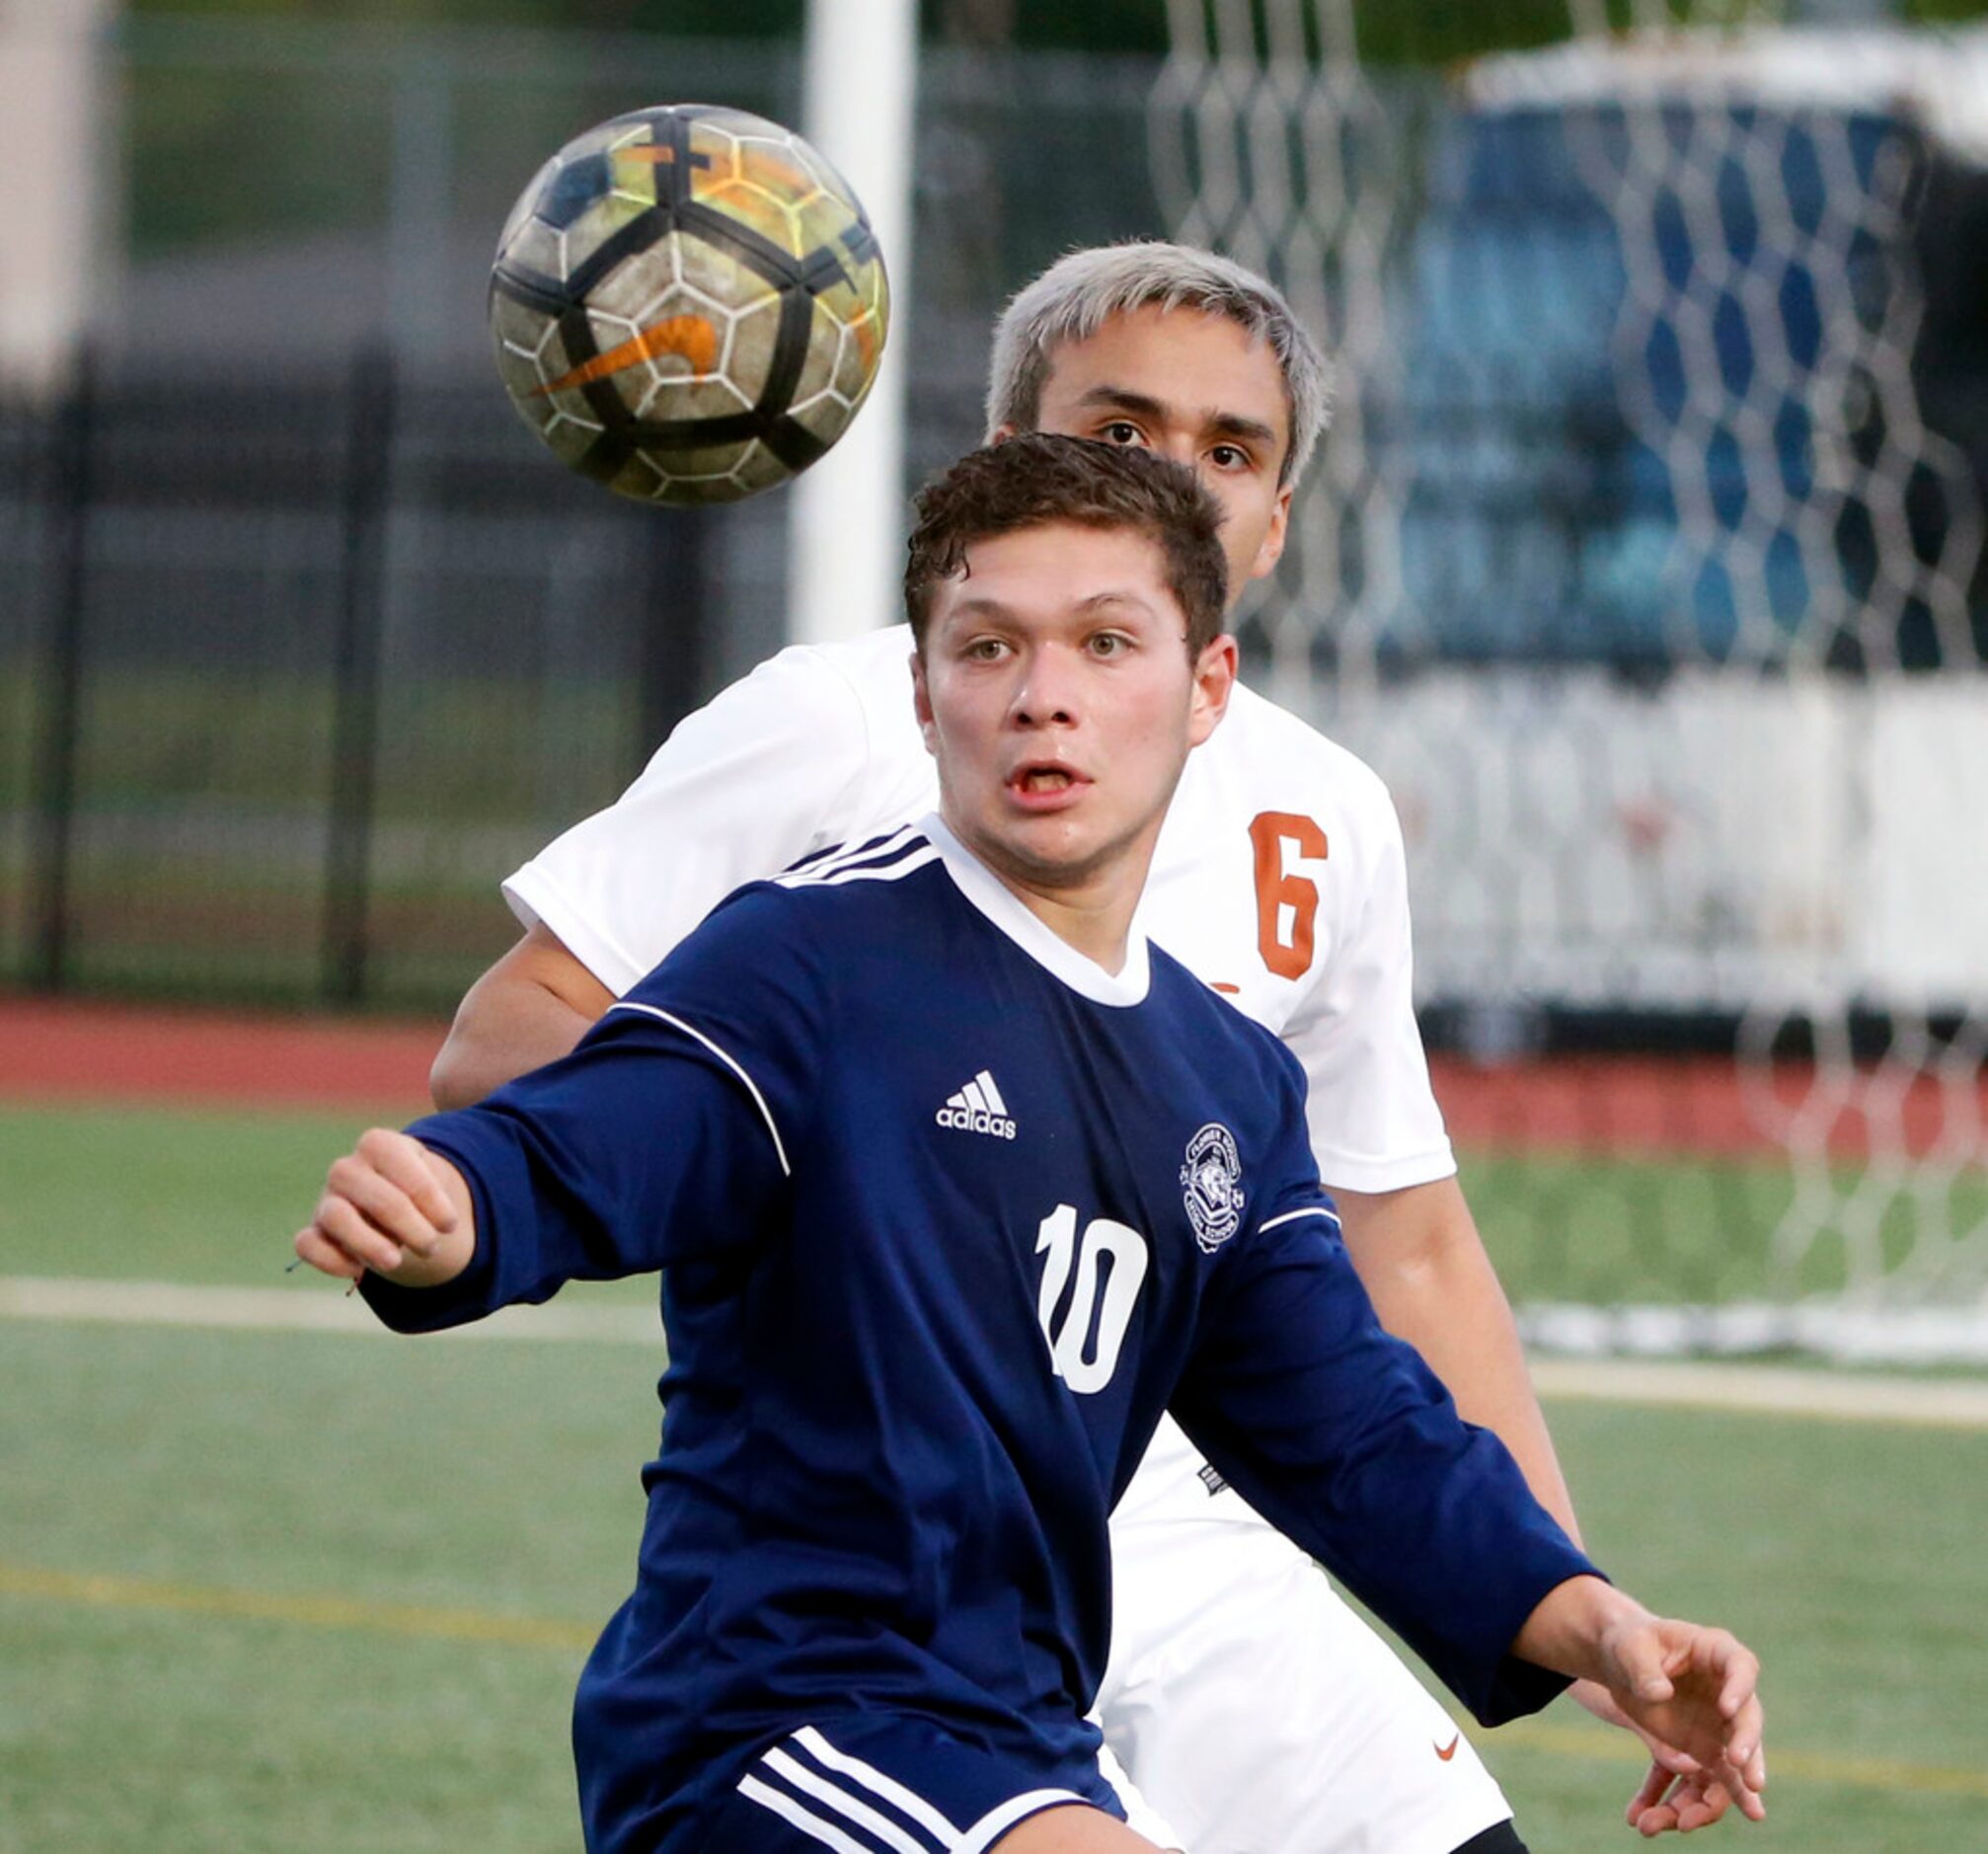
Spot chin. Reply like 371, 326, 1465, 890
992, 825, 1113, 888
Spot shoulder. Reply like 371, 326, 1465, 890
792, 626, 918, 723
1148, 944, 1308, 1089
1214, 681, 1398, 823
717, 824, 948, 936
695, 625, 909, 732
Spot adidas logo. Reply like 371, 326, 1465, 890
935, 1069, 1018, 1140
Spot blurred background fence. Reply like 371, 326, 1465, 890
0, 9, 1170, 1009
3, 0, 1987, 1352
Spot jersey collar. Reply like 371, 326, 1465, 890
920, 813, 1154, 1008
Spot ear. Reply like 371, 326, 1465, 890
1249, 483, 1292, 581
1187, 634, 1238, 748
909, 645, 940, 758
989, 423, 1019, 446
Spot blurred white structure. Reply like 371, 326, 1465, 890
0, 0, 116, 391
789, 0, 918, 644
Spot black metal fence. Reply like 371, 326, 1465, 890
0, 350, 755, 1012
7, 342, 1986, 1016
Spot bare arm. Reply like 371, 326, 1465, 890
1335, 1174, 1577, 1542
429, 921, 615, 1110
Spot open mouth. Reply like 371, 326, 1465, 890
1006, 762, 1089, 808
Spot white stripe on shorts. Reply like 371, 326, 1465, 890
761, 1746, 939, 1854
791, 1725, 961, 1844
736, 1774, 876, 1854
956, 1788, 1091, 1854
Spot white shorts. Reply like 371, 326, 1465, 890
1097, 1416, 1514, 1854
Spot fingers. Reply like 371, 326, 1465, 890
293, 1128, 456, 1280
1626, 1760, 1674, 1829
1726, 1694, 1767, 1812
1631, 1769, 1741, 1837
1613, 1623, 1677, 1705
292, 1222, 364, 1280
1716, 1638, 1763, 1724
357, 1127, 460, 1234
1692, 1629, 1764, 1782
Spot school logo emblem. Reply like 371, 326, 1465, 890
1181, 1122, 1245, 1254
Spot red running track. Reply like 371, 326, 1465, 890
2, 994, 1979, 1160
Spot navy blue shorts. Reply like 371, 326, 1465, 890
700, 1715, 1121, 1852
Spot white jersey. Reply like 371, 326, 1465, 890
507, 624, 1455, 1197
505, 626, 1512, 1853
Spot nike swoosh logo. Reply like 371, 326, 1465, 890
1435, 1735, 1460, 1761
532, 315, 721, 398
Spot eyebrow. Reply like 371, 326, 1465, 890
943, 589, 1164, 624
1076, 385, 1280, 454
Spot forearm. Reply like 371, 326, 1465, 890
430, 925, 615, 1110
1338, 1178, 1580, 1544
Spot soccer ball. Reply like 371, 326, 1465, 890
489, 104, 890, 505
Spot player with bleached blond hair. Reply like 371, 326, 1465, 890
431, 243, 1754, 1849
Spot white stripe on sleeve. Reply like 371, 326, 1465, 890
1258, 1205, 1343, 1237
605, 1002, 791, 1177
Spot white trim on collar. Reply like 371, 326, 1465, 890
919, 812, 1153, 1008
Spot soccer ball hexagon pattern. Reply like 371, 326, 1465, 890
490, 104, 890, 505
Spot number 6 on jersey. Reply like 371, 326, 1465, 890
1034, 1205, 1150, 1393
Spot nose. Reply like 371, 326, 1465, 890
1007, 642, 1081, 728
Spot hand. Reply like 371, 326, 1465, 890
1570, 1679, 1714, 1835
294, 1127, 468, 1286
1592, 1616, 1766, 1831
1623, 1760, 1756, 1837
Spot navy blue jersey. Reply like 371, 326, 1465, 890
363, 818, 1593, 1852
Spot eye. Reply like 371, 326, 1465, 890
961, 635, 1009, 662
1207, 442, 1251, 471
1086, 631, 1133, 658
1099, 421, 1145, 447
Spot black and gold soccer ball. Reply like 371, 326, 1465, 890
490, 104, 890, 505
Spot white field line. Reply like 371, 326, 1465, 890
7, 1275, 1988, 1427
1531, 1357, 1988, 1429
0, 1275, 658, 1346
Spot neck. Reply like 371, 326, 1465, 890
938, 811, 1158, 975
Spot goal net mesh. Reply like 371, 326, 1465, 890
1151, 0, 1988, 1359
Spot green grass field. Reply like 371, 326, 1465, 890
4, 1099, 1985, 1851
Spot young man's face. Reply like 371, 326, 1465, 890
1016, 304, 1294, 606
913, 519, 1235, 901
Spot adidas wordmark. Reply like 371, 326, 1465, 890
936, 1069, 1018, 1140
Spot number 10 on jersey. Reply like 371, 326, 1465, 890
1034, 1205, 1150, 1394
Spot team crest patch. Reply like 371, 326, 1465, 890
1181, 1122, 1246, 1254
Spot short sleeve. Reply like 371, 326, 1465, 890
361, 885, 825, 1334
502, 642, 880, 994
1285, 778, 1457, 1193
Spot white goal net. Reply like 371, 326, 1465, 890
1152, 0, 1988, 1359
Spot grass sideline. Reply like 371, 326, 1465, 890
4, 1099, 1985, 1849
